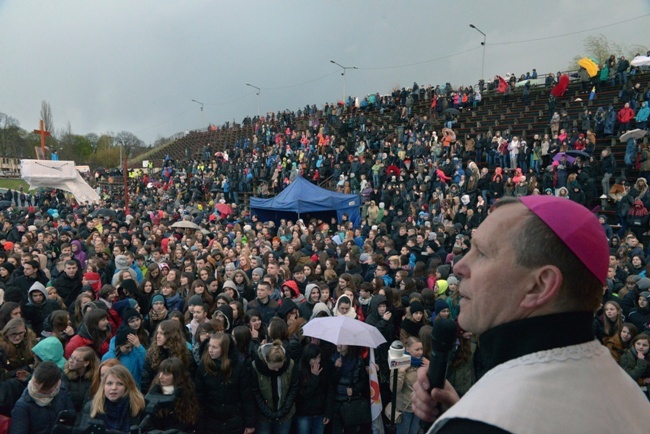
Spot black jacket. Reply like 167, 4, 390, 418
194, 357, 255, 434
51, 270, 83, 307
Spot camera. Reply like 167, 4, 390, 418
388, 340, 411, 370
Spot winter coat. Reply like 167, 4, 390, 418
64, 322, 110, 359
295, 359, 335, 419
620, 347, 650, 385
9, 382, 75, 434
102, 335, 146, 389
250, 357, 299, 424
62, 371, 92, 413
51, 269, 83, 307
141, 345, 195, 394
194, 357, 255, 434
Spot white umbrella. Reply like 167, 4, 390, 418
170, 220, 200, 230
302, 316, 387, 348
631, 55, 650, 67
620, 129, 648, 142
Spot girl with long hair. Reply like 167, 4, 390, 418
195, 332, 255, 434
65, 309, 112, 359
82, 365, 145, 433
146, 357, 199, 431
606, 323, 638, 364
0, 302, 21, 330
71, 293, 94, 331
0, 318, 35, 382
63, 346, 99, 412
141, 320, 194, 393
620, 333, 650, 389
89, 358, 121, 398
597, 300, 624, 344
245, 309, 267, 356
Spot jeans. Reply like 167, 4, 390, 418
256, 419, 292, 434
295, 415, 325, 434
396, 412, 420, 434
602, 172, 612, 196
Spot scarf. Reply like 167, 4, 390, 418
161, 385, 175, 395
103, 396, 132, 432
150, 307, 168, 321
28, 378, 61, 407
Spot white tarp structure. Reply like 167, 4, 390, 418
21, 159, 100, 204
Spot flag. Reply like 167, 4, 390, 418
369, 348, 383, 423
589, 86, 596, 101
496, 76, 508, 93
551, 74, 570, 98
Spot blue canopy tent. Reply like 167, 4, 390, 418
250, 176, 361, 227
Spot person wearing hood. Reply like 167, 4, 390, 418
32, 336, 67, 370
400, 301, 428, 344
250, 339, 299, 434
636, 101, 649, 130
70, 240, 87, 269
332, 295, 356, 319
111, 255, 137, 287
23, 282, 59, 336
6, 259, 48, 306
52, 259, 83, 307
280, 280, 305, 305
299, 283, 321, 321
195, 332, 255, 434
628, 291, 650, 334
213, 304, 234, 334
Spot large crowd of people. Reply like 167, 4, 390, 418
0, 53, 649, 434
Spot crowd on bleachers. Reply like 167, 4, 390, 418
0, 52, 648, 434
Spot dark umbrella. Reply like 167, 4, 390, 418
445, 108, 461, 116
90, 208, 117, 218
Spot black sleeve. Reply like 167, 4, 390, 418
436, 418, 513, 434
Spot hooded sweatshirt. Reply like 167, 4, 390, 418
333, 295, 356, 318
298, 284, 319, 320
23, 282, 58, 336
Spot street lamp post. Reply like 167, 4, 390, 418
469, 24, 487, 83
191, 99, 205, 128
330, 59, 358, 101
246, 83, 261, 118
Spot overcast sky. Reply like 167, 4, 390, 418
1, 0, 649, 146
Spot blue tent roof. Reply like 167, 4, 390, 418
250, 176, 361, 226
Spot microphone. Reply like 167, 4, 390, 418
420, 317, 457, 431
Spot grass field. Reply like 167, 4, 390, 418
0, 178, 29, 190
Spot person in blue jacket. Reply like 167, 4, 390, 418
102, 325, 146, 390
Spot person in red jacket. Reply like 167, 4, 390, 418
618, 102, 635, 134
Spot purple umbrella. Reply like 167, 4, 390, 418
553, 152, 576, 164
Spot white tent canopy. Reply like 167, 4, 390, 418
21, 159, 100, 204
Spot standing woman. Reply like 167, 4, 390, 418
294, 343, 334, 434
63, 346, 99, 413
141, 320, 194, 393
330, 344, 369, 434
194, 333, 255, 434
250, 340, 299, 434
65, 309, 112, 359
146, 357, 199, 432
81, 365, 145, 433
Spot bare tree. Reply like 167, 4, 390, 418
571, 34, 647, 69
40, 100, 54, 133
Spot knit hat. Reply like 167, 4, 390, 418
119, 279, 137, 296
447, 275, 459, 286
222, 280, 237, 290
252, 268, 265, 278
115, 255, 129, 270
519, 196, 609, 284
434, 299, 449, 315
278, 299, 298, 320
637, 278, 650, 290
115, 327, 132, 347
151, 294, 165, 305
187, 295, 204, 307
639, 291, 650, 301
225, 263, 236, 271
121, 308, 141, 324
0, 263, 15, 275
409, 301, 424, 315
359, 253, 370, 263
